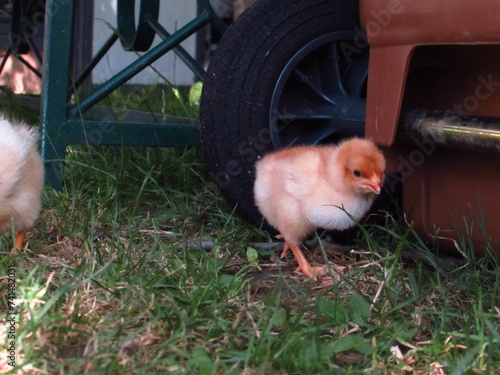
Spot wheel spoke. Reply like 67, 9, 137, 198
290, 67, 334, 104
332, 97, 367, 123
275, 97, 366, 123
286, 123, 339, 146
274, 103, 334, 121
277, 117, 365, 148
278, 113, 333, 120
326, 117, 365, 137
269, 31, 369, 150
288, 42, 349, 104
323, 42, 348, 97
341, 58, 368, 98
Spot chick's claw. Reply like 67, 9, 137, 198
296, 265, 328, 278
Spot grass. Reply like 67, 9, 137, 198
1, 84, 499, 374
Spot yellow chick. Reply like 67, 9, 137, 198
0, 118, 44, 250
254, 138, 386, 277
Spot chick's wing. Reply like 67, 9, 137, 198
280, 147, 323, 201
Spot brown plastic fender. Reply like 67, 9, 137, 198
360, 0, 500, 146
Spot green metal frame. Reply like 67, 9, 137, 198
41, 0, 225, 190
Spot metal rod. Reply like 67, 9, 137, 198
27, 37, 43, 65
42, 0, 75, 190
62, 120, 199, 147
402, 110, 500, 153
0, 47, 12, 74
70, 32, 119, 94
198, 0, 228, 32
14, 53, 42, 78
145, 14, 205, 81
69, 11, 211, 117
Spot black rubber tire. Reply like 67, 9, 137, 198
200, 0, 362, 224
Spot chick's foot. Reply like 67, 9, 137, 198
10, 230, 25, 253
282, 241, 315, 278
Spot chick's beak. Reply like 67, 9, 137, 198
364, 175, 382, 195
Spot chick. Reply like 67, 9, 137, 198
254, 138, 386, 277
0, 119, 44, 251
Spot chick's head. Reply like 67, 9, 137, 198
335, 138, 386, 195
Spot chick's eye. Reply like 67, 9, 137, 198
353, 170, 361, 177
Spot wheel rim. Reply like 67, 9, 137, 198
269, 31, 368, 149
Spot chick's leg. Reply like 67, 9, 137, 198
280, 239, 289, 258
284, 241, 314, 278
10, 230, 25, 253
275, 234, 290, 257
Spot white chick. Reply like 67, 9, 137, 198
0, 119, 44, 250
254, 138, 386, 277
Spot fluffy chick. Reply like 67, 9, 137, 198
0, 119, 44, 250
254, 138, 386, 277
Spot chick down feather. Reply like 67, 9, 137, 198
254, 138, 386, 246
0, 119, 44, 233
